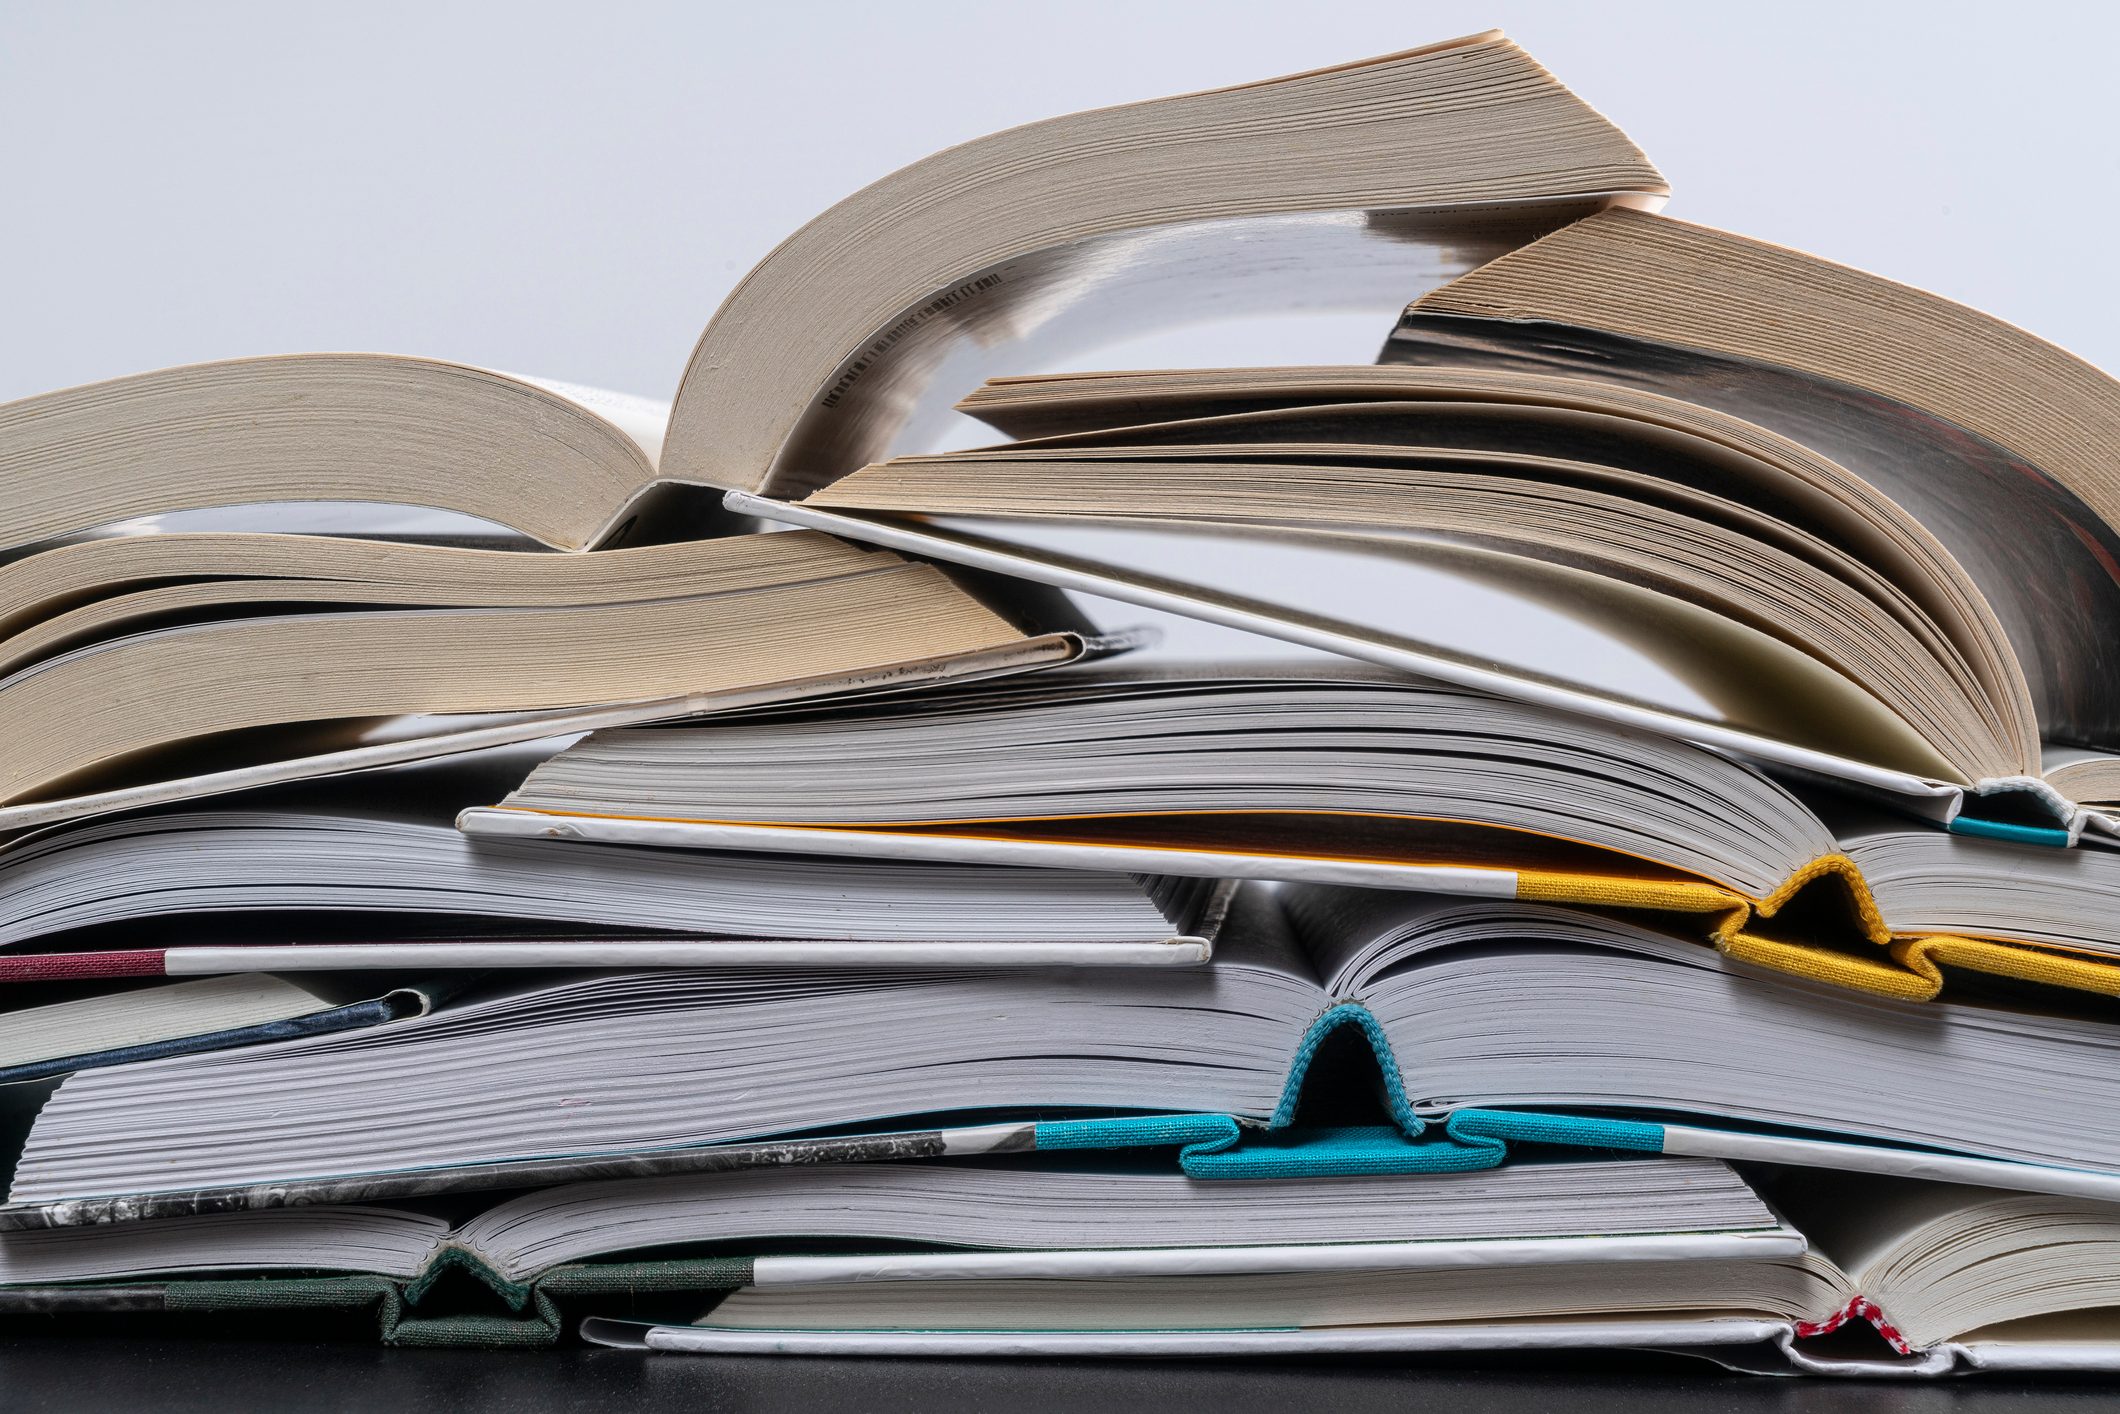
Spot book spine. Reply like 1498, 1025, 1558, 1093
0, 993, 423, 1087
605, 1317, 1797, 1358
0, 1113, 1251, 1231
155, 940, 1211, 972
0, 1284, 168, 1313
0, 950, 167, 983
0, 1128, 966, 1230
748, 1230, 1805, 1285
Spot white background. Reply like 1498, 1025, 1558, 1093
5, 1, 2113, 683
6, 0, 2112, 402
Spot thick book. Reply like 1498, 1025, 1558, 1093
460, 666, 2120, 1003
725, 205, 2120, 840
0, 523, 1114, 833
0, 34, 1658, 556
0, 1153, 1765, 1346
583, 1165, 2120, 1376
0, 748, 1226, 980
16, 885, 2120, 1225
655, 31, 1662, 497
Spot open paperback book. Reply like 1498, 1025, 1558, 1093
0, 520, 1112, 833
0, 748, 1225, 982
582, 1164, 2120, 1378
2, 33, 1659, 549
462, 666, 2120, 1002
0, 1154, 1775, 1346
0, 30, 1659, 828
729, 206, 2120, 843
19, 883, 2120, 1226
653, 31, 1663, 494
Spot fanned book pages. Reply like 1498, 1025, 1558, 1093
0, 358, 681, 556
0, 36, 1658, 549
0, 750, 1226, 982
0, 1156, 1780, 1345
589, 1168, 2120, 1377
655, 31, 1664, 495
22, 19, 2120, 1378
462, 667, 2120, 1003
731, 210, 2120, 841
0, 30, 1662, 829
0, 520, 1105, 833
21, 885, 2120, 1222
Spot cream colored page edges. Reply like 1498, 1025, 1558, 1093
0, 532, 898, 668
0, 561, 1020, 804
664, 34, 1663, 495
815, 452, 2007, 776
0, 355, 656, 553
1414, 208, 2120, 538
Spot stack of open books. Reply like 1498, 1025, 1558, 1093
9, 31, 2120, 1377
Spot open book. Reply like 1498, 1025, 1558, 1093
17, 883, 2120, 1224
584, 1165, 2120, 1377
0, 749, 1223, 980
0, 521, 1107, 833
0, 1155, 1767, 1346
0, 34, 1657, 555
461, 667, 2120, 1002
11, 1133, 2116, 1369
0, 976, 433, 1085
655, 32, 1662, 495
730, 206, 2120, 842
0, 30, 1666, 830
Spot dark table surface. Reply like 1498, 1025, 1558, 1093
9, 1339, 2120, 1413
